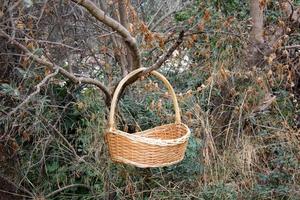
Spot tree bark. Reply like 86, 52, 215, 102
118, 0, 134, 72
250, 0, 264, 44
0, 30, 112, 105
248, 0, 265, 67
71, 0, 141, 70
280, 0, 300, 24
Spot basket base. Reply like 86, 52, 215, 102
106, 123, 190, 168
111, 155, 185, 168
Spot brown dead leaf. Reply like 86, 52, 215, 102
10, 140, 19, 153
139, 22, 149, 33
150, 100, 155, 110
16, 21, 25, 30
203, 10, 211, 21
259, 0, 267, 9
144, 32, 154, 44
156, 99, 163, 112
21, 131, 30, 141
220, 64, 230, 81
27, 42, 35, 51
266, 53, 276, 65
77, 102, 85, 110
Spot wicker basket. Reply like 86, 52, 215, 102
105, 68, 190, 168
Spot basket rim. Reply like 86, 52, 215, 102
106, 123, 190, 146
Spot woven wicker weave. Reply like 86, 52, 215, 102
105, 68, 190, 168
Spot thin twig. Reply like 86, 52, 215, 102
144, 30, 185, 74
45, 184, 90, 198
0, 189, 32, 199
0, 30, 112, 104
0, 176, 33, 197
7, 0, 22, 40
147, 3, 164, 27
15, 37, 83, 51
7, 68, 59, 116
115, 31, 185, 98
71, 0, 141, 69
40, 115, 78, 157
280, 45, 300, 49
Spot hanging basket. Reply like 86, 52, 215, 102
105, 68, 190, 168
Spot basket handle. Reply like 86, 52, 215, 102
108, 67, 181, 130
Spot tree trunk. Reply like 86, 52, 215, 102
248, 0, 265, 67
118, 0, 134, 72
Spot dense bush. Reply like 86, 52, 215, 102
0, 0, 299, 199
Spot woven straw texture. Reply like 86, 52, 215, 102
105, 68, 190, 168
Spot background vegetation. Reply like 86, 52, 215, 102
0, 0, 299, 199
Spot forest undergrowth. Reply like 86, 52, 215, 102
0, 0, 300, 199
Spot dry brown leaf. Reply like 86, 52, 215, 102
220, 64, 230, 81
21, 131, 30, 141
266, 53, 276, 64
156, 99, 163, 112
259, 0, 267, 9
77, 102, 85, 110
16, 21, 25, 30
27, 42, 35, 50
150, 100, 155, 110
203, 10, 211, 21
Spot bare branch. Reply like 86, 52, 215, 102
144, 31, 184, 74
45, 184, 90, 198
250, 0, 264, 44
0, 30, 112, 104
115, 31, 185, 97
150, 8, 179, 31
15, 37, 82, 51
281, 0, 300, 24
40, 115, 78, 157
118, 0, 133, 72
7, 68, 59, 116
70, 0, 141, 69
147, 3, 164, 27
280, 45, 300, 49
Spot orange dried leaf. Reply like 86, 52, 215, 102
259, 0, 267, 9
203, 10, 211, 21
16, 21, 25, 30
27, 42, 35, 50
220, 64, 229, 80
144, 32, 154, 44
139, 22, 149, 33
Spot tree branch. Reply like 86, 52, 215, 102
115, 31, 185, 97
71, 0, 141, 70
8, 68, 59, 116
45, 184, 90, 198
144, 31, 184, 74
250, 0, 264, 44
0, 30, 112, 105
118, 0, 133, 72
280, 44, 300, 49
